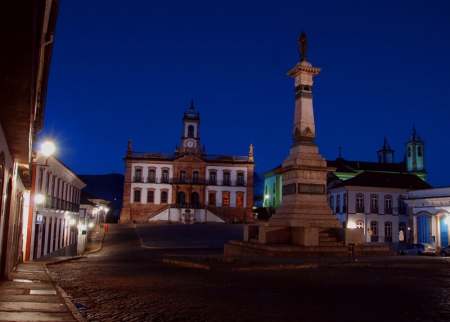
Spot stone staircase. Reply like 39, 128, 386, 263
224, 228, 397, 258
319, 228, 344, 247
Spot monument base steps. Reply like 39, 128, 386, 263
224, 240, 397, 258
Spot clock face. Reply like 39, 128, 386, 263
186, 140, 195, 148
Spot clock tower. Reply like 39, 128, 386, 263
179, 100, 201, 155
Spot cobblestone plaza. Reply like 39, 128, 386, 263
48, 224, 450, 322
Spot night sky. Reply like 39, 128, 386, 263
41, 1, 450, 187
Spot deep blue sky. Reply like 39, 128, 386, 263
42, 1, 450, 187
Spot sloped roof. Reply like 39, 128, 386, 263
331, 171, 432, 190
327, 158, 407, 173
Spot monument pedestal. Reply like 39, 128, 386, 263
224, 33, 396, 258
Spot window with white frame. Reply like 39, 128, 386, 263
370, 195, 378, 214
385, 195, 393, 214
134, 168, 142, 182
134, 189, 141, 202
385, 222, 392, 242
356, 194, 364, 212
147, 190, 154, 203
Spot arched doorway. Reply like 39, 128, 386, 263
417, 214, 431, 243
191, 192, 199, 206
440, 216, 449, 246
177, 191, 186, 205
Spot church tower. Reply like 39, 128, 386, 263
405, 125, 427, 181
179, 100, 202, 156
377, 136, 395, 163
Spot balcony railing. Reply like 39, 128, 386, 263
370, 207, 379, 214
356, 206, 364, 213
130, 151, 250, 163
138, 177, 247, 186
385, 207, 393, 215
398, 208, 407, 215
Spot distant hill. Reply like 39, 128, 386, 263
78, 173, 124, 208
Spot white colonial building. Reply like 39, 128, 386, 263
121, 102, 255, 224
328, 171, 431, 244
23, 152, 86, 261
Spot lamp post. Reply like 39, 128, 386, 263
264, 194, 271, 218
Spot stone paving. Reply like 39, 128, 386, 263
47, 224, 450, 322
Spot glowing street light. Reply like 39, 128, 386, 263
41, 141, 55, 158
34, 194, 45, 204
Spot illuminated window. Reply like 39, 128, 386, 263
356, 221, 364, 229
222, 192, 230, 206
236, 192, 244, 207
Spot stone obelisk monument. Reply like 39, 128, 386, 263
260, 31, 340, 246
224, 33, 368, 257
266, 31, 339, 245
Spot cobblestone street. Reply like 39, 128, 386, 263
47, 224, 450, 321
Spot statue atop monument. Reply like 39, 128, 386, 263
298, 31, 307, 62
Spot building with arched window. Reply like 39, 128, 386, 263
328, 171, 431, 247
121, 102, 255, 224
404, 188, 450, 247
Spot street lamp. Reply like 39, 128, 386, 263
264, 194, 271, 218
34, 141, 55, 208
41, 141, 55, 165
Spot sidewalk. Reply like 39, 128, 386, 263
0, 224, 105, 322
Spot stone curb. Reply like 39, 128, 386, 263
44, 261, 89, 322
162, 258, 211, 270
163, 256, 450, 270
